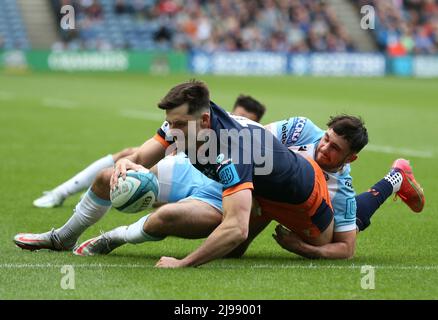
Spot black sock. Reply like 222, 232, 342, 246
356, 179, 393, 232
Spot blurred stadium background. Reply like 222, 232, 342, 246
1, 0, 438, 75
1, 0, 438, 299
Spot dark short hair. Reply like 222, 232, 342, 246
327, 115, 368, 153
158, 80, 210, 115
233, 94, 266, 122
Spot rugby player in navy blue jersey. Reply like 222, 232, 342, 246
141, 80, 334, 268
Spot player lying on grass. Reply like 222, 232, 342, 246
15, 94, 266, 254
16, 80, 338, 268
71, 116, 423, 259
264, 118, 425, 258
32, 95, 265, 209
15, 84, 425, 261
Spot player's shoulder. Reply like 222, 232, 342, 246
230, 114, 264, 129
266, 116, 324, 146
336, 164, 353, 184
211, 101, 250, 130
328, 164, 355, 196
330, 165, 357, 232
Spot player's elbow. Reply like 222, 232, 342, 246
319, 242, 355, 260
235, 225, 249, 244
228, 224, 248, 246
339, 242, 356, 259
345, 245, 355, 259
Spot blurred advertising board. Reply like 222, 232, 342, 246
413, 56, 438, 77
191, 51, 386, 76
0, 50, 188, 73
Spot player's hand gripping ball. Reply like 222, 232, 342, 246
110, 169, 159, 213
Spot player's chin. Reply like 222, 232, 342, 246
316, 154, 328, 165
316, 157, 332, 171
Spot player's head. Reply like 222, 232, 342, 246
315, 115, 368, 172
158, 80, 211, 151
232, 95, 266, 123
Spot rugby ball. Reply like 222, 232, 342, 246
110, 169, 159, 213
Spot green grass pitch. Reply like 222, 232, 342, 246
0, 72, 437, 299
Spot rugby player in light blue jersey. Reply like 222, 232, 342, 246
266, 116, 360, 258
267, 116, 424, 258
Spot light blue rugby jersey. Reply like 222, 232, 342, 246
265, 117, 357, 233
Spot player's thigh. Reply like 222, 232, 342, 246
147, 200, 222, 236
112, 146, 139, 162
176, 199, 222, 225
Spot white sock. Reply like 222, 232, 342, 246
55, 188, 111, 247
384, 170, 403, 193
107, 214, 164, 245
53, 154, 114, 198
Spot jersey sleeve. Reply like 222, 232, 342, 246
154, 121, 173, 148
332, 177, 357, 233
266, 117, 325, 148
216, 156, 254, 198
215, 128, 255, 197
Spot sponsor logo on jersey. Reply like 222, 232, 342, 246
281, 122, 288, 145
216, 157, 241, 188
287, 117, 307, 144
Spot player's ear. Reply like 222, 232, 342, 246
200, 112, 210, 128
347, 153, 358, 164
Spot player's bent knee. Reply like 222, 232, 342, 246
94, 168, 112, 186
144, 205, 186, 234
91, 168, 113, 199
142, 213, 165, 237
153, 205, 182, 225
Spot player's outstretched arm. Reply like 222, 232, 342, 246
273, 225, 356, 259
132, 137, 167, 168
110, 138, 166, 190
155, 189, 253, 268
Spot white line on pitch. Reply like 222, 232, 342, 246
1, 263, 437, 271
41, 98, 78, 109
120, 109, 164, 122
366, 144, 434, 159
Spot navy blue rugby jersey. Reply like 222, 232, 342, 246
154, 102, 315, 203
